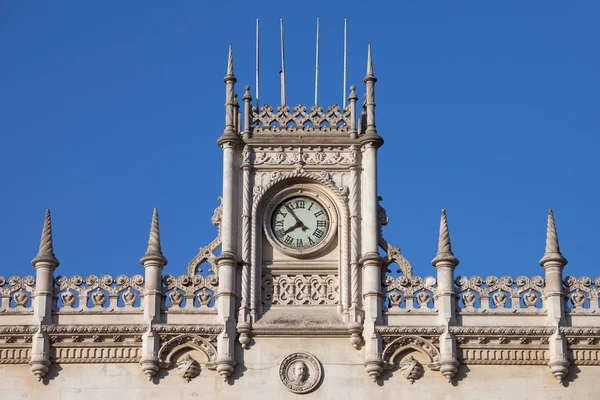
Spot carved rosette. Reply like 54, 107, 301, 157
279, 352, 322, 394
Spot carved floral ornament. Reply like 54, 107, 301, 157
0, 276, 35, 310
455, 275, 545, 312
279, 352, 322, 394
54, 274, 144, 310
563, 276, 600, 311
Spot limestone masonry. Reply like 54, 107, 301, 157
1, 44, 598, 399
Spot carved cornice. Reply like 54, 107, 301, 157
153, 324, 222, 335
42, 324, 147, 334
376, 326, 445, 336
0, 325, 38, 335
450, 327, 555, 336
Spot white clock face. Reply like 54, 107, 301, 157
270, 196, 330, 251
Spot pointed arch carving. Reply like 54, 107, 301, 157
382, 335, 441, 371
158, 334, 217, 368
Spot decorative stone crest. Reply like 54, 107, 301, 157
399, 356, 425, 383
176, 354, 201, 382
279, 352, 322, 394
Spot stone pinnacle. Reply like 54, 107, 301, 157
224, 44, 236, 83
366, 44, 373, 77
539, 209, 567, 266
140, 208, 168, 266
431, 209, 459, 267
31, 209, 59, 267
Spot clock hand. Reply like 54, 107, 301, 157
285, 204, 309, 232
282, 221, 302, 235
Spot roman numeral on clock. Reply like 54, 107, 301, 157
296, 238, 303, 247
313, 229, 324, 238
314, 210, 324, 218
295, 200, 305, 209
275, 220, 284, 227
316, 220, 326, 227
276, 228, 286, 238
284, 235, 293, 245
308, 236, 315, 245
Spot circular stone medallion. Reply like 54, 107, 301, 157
279, 352, 322, 394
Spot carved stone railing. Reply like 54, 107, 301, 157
384, 275, 437, 312
163, 273, 218, 311
262, 274, 338, 307
54, 274, 144, 312
0, 276, 35, 312
251, 104, 351, 135
563, 276, 600, 313
455, 275, 545, 313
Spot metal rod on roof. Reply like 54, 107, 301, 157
256, 18, 260, 110
343, 18, 347, 108
280, 19, 286, 107
314, 18, 320, 106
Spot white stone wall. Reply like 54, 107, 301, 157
0, 337, 595, 400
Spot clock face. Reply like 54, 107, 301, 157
270, 196, 330, 251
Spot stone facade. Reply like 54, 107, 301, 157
1, 44, 598, 399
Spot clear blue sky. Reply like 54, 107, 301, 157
1, 2, 598, 282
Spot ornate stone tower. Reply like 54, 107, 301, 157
216, 43, 386, 378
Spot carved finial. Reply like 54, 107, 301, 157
140, 208, 168, 266
431, 209, 459, 267
31, 209, 59, 267
243, 85, 252, 102
539, 209, 567, 266
349, 85, 358, 102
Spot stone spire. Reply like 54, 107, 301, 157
362, 44, 381, 142
219, 44, 239, 145
140, 208, 168, 265
431, 209, 459, 267
31, 209, 59, 267
539, 209, 567, 266
225, 44, 236, 83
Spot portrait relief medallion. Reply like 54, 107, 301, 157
279, 352, 322, 394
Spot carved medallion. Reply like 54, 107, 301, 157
279, 352, 322, 394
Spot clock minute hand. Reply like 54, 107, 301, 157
284, 204, 309, 231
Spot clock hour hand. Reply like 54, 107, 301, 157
282, 221, 302, 235
284, 204, 309, 231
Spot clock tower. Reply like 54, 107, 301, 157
215, 43, 389, 379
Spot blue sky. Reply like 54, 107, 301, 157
1, 1, 598, 282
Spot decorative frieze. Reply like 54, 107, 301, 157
251, 146, 357, 168
262, 274, 338, 306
